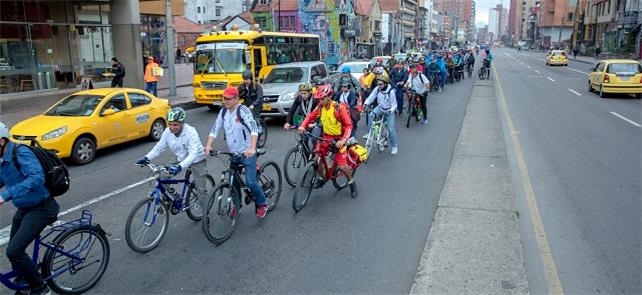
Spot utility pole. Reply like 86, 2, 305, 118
165, 0, 176, 96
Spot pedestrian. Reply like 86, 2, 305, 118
595, 45, 601, 60
110, 57, 126, 87
144, 56, 160, 97
0, 122, 60, 295
176, 48, 182, 63
573, 46, 579, 60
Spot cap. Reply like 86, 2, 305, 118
223, 86, 239, 98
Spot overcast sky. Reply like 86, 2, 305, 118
475, 0, 505, 26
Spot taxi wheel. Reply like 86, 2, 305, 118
148, 119, 165, 141
636, 94, 641, 99
71, 137, 96, 165
588, 81, 593, 92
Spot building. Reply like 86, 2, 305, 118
488, 4, 508, 43
477, 25, 490, 43
140, 0, 184, 66
379, 0, 419, 53
355, 0, 383, 58
433, 0, 474, 42
509, 0, 520, 44
184, 0, 250, 25
538, 0, 575, 47
251, 0, 301, 32
216, 11, 255, 31
173, 16, 207, 54
613, 0, 641, 58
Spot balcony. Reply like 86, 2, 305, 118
617, 11, 638, 28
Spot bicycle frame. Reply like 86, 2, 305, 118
303, 132, 341, 180
144, 164, 194, 224
365, 111, 388, 151
0, 210, 95, 291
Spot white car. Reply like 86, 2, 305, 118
338, 61, 371, 80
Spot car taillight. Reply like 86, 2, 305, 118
604, 74, 610, 83
639, 75, 642, 83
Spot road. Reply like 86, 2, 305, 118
0, 77, 474, 293
494, 48, 641, 294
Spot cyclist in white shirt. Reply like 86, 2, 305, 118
363, 75, 399, 155
136, 107, 209, 206
204, 86, 268, 219
405, 64, 430, 124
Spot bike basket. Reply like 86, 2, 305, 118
349, 144, 369, 163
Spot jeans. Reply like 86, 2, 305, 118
394, 86, 404, 114
367, 106, 398, 148
111, 77, 123, 87
232, 155, 266, 206
145, 81, 158, 97
7, 198, 59, 288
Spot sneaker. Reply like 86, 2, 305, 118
438, 89, 442, 93
256, 205, 268, 219
349, 182, 358, 198
391, 147, 398, 155
29, 285, 51, 295
313, 177, 326, 189
421, 119, 428, 125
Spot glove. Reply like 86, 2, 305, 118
136, 156, 150, 165
168, 164, 182, 175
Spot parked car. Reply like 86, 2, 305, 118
546, 50, 569, 66
261, 61, 329, 117
588, 59, 642, 98
10, 88, 170, 165
338, 61, 371, 80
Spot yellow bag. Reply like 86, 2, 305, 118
350, 144, 368, 163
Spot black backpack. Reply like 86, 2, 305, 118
12, 142, 70, 197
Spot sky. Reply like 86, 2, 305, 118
474, 0, 505, 27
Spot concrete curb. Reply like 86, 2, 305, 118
410, 78, 530, 294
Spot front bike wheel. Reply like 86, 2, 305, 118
259, 161, 282, 212
415, 101, 424, 122
377, 124, 388, 152
202, 183, 238, 245
283, 146, 307, 187
364, 127, 375, 162
42, 225, 110, 294
125, 198, 169, 253
478, 67, 486, 80
185, 175, 215, 221
292, 161, 317, 212
406, 102, 413, 128
257, 119, 268, 148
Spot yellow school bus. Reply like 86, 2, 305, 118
191, 28, 320, 108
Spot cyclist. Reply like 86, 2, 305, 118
359, 67, 371, 98
136, 107, 208, 205
389, 60, 409, 115
333, 67, 360, 94
427, 58, 442, 92
364, 75, 399, 155
483, 49, 493, 78
297, 85, 357, 197
204, 86, 268, 219
238, 70, 264, 121
334, 81, 360, 137
284, 83, 318, 129
405, 64, 430, 124
465, 49, 475, 77
0, 122, 59, 295
436, 53, 447, 89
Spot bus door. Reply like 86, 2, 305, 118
252, 47, 264, 79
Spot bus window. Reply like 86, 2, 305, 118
253, 48, 263, 78
194, 41, 249, 74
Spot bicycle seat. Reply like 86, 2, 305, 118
257, 148, 266, 156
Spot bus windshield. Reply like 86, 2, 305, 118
194, 41, 249, 74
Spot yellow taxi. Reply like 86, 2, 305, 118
588, 59, 642, 98
10, 88, 170, 165
546, 50, 569, 66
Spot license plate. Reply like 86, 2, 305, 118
619, 76, 631, 81
262, 104, 272, 111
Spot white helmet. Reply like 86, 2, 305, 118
0, 122, 9, 140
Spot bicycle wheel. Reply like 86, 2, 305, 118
478, 67, 485, 80
364, 127, 375, 162
406, 102, 413, 128
257, 119, 268, 148
125, 198, 169, 253
416, 102, 424, 122
292, 161, 317, 212
259, 161, 282, 212
377, 124, 388, 152
283, 146, 307, 187
331, 165, 358, 190
203, 183, 238, 245
42, 225, 110, 294
186, 175, 215, 221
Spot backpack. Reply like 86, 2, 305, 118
12, 142, 70, 197
221, 105, 262, 134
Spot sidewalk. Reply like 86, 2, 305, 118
0, 63, 196, 127
410, 78, 529, 294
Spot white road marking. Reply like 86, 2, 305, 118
610, 112, 642, 127
535, 70, 541, 74
0, 176, 155, 246
568, 89, 582, 96
504, 52, 516, 60
547, 77, 556, 82
564, 67, 589, 75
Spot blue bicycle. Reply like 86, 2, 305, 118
125, 163, 215, 253
0, 210, 110, 294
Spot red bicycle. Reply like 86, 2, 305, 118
291, 132, 359, 212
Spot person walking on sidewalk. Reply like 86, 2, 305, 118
0, 122, 59, 295
595, 45, 602, 60
573, 46, 579, 60
144, 56, 160, 97
110, 57, 126, 87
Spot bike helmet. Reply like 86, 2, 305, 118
341, 67, 351, 74
242, 70, 252, 80
376, 75, 390, 84
0, 122, 9, 140
298, 83, 312, 92
314, 84, 333, 99
167, 107, 187, 122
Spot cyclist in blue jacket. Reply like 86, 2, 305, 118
0, 122, 59, 295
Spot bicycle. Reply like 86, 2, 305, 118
466, 62, 474, 78
203, 149, 282, 245
454, 64, 464, 81
283, 130, 316, 187
478, 60, 491, 80
1, 210, 109, 294
406, 89, 425, 128
125, 163, 215, 253
363, 106, 389, 157
292, 132, 359, 212
256, 117, 268, 148
429, 72, 441, 92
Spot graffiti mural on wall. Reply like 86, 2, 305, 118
298, 0, 355, 65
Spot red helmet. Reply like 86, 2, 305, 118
314, 84, 333, 99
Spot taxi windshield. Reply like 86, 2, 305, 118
46, 95, 102, 116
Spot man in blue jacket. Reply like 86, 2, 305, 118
389, 60, 409, 115
0, 122, 59, 295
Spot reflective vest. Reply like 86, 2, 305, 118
320, 102, 342, 136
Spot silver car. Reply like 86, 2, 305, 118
261, 62, 328, 117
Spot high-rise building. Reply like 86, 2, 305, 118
433, 0, 474, 41
489, 4, 508, 41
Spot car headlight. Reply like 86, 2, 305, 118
42, 126, 67, 141
280, 92, 296, 102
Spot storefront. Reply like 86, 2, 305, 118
0, 0, 114, 94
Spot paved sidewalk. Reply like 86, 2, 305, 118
410, 78, 529, 294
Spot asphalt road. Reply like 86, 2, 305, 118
494, 48, 641, 294
0, 76, 474, 293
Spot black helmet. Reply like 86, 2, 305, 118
242, 70, 252, 80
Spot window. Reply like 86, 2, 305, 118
198, 7, 201, 13
260, 0, 268, 4
256, 17, 267, 29
128, 93, 152, 108
607, 0, 610, 14
102, 94, 127, 114
216, 6, 222, 16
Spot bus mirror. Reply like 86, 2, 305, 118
245, 51, 252, 64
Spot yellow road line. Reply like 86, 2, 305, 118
492, 65, 565, 295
